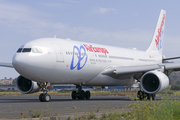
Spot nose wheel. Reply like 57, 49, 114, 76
38, 82, 51, 102
39, 93, 51, 102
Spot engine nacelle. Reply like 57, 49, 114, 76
16, 75, 40, 94
141, 70, 169, 94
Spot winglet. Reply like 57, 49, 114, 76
146, 9, 166, 54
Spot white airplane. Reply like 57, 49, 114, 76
0, 9, 180, 102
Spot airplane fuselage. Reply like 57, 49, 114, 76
12, 38, 162, 86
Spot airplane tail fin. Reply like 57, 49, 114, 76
146, 9, 166, 54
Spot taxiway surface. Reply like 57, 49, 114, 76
0, 96, 134, 119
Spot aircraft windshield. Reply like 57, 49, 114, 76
32, 47, 43, 53
16, 47, 43, 53
17, 48, 23, 53
22, 48, 32, 52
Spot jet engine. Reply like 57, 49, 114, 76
16, 75, 40, 94
141, 70, 169, 94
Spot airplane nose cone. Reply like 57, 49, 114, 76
12, 54, 28, 76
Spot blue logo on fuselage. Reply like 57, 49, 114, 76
70, 45, 88, 70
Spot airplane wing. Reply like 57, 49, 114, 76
0, 62, 13, 68
102, 63, 180, 76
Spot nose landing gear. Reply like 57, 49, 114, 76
38, 82, 51, 102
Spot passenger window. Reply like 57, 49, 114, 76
22, 48, 31, 52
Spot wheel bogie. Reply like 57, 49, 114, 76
71, 90, 91, 100
137, 90, 155, 101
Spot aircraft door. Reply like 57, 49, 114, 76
52, 43, 64, 62
133, 52, 140, 65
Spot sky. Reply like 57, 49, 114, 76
0, 0, 180, 79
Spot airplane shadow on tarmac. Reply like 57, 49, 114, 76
0, 96, 162, 103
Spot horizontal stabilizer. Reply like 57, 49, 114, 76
163, 57, 180, 61
0, 62, 13, 68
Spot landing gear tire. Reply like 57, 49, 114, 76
39, 93, 51, 102
153, 94, 156, 100
137, 90, 156, 101
147, 94, 155, 100
78, 90, 85, 100
137, 91, 144, 100
43, 93, 51, 102
85, 91, 91, 99
72, 91, 77, 100
39, 93, 44, 102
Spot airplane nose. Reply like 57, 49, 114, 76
12, 53, 28, 76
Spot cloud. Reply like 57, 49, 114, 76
133, 12, 138, 16
40, 3, 67, 8
40, 0, 78, 8
64, 0, 78, 3
0, 1, 146, 47
93, 7, 116, 15
0, 2, 50, 35
0, 2, 47, 23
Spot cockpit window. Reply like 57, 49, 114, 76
32, 48, 43, 53
17, 48, 23, 53
22, 48, 31, 52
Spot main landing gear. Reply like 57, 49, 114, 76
71, 85, 91, 100
38, 82, 51, 102
137, 90, 156, 100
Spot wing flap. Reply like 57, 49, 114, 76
102, 63, 180, 76
102, 65, 161, 75
116, 65, 160, 74
0, 62, 13, 68
163, 62, 180, 70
